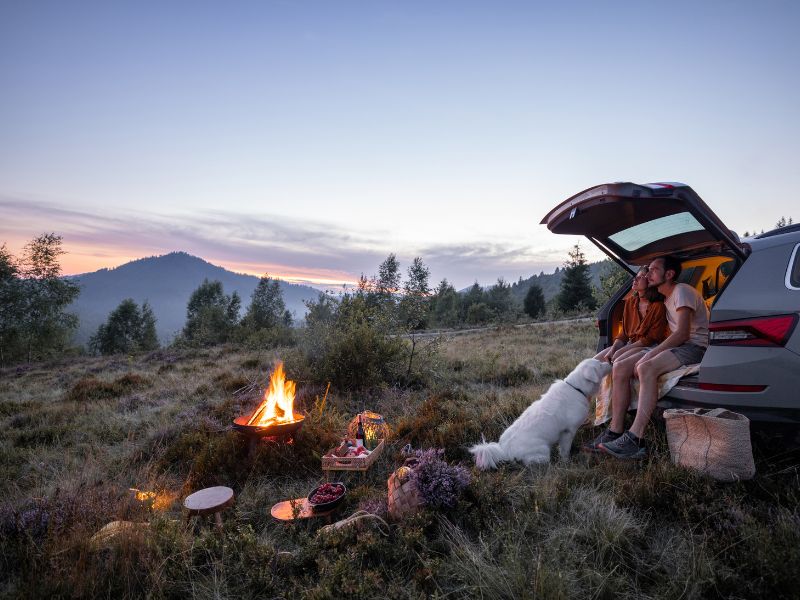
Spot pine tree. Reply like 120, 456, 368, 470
461, 282, 483, 310
430, 279, 460, 327
486, 278, 515, 321
140, 301, 159, 351
523, 284, 545, 319
556, 244, 597, 312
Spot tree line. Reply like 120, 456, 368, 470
0, 235, 613, 366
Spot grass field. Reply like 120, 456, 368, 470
1, 321, 799, 599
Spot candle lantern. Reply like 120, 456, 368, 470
347, 411, 390, 450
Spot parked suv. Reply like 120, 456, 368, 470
541, 182, 800, 424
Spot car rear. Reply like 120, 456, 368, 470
541, 182, 800, 425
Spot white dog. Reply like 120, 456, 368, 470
470, 358, 611, 469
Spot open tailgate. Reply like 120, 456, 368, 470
540, 182, 747, 266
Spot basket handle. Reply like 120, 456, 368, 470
704, 408, 747, 421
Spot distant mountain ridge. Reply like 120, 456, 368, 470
68, 252, 320, 345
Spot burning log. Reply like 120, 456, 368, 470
233, 361, 304, 448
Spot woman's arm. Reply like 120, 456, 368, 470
636, 302, 668, 346
611, 340, 646, 362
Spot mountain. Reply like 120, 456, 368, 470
68, 252, 320, 345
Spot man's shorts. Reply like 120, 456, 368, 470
670, 342, 706, 366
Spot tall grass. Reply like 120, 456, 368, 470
1, 322, 798, 598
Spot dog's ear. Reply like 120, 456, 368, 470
582, 359, 606, 384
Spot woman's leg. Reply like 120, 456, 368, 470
609, 350, 647, 433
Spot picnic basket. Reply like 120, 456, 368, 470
663, 408, 756, 482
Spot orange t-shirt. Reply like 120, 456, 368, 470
619, 295, 668, 346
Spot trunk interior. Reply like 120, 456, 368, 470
604, 253, 738, 345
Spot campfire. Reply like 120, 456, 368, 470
233, 362, 305, 442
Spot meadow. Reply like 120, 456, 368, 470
1, 320, 798, 599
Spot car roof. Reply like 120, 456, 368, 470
755, 223, 800, 240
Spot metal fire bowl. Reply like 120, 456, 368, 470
232, 413, 305, 438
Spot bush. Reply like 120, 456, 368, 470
299, 294, 407, 391
65, 373, 150, 402
237, 325, 295, 350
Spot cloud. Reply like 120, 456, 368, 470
1, 195, 584, 288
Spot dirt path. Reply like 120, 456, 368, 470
401, 316, 594, 340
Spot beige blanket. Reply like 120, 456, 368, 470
593, 363, 700, 426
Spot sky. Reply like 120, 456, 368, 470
2, 0, 799, 289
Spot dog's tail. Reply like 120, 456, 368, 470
469, 437, 508, 470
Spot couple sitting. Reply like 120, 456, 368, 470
587, 255, 710, 459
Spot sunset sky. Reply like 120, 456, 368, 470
2, 1, 799, 289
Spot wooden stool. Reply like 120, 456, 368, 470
184, 486, 234, 530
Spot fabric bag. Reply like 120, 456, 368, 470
663, 408, 756, 482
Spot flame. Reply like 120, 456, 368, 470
247, 362, 297, 427
131, 488, 156, 503
129, 488, 177, 511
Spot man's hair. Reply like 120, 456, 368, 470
661, 255, 683, 282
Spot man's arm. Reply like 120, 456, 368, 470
640, 307, 692, 361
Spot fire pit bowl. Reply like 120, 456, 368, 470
232, 413, 305, 439
307, 482, 347, 512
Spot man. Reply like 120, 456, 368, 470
589, 255, 709, 459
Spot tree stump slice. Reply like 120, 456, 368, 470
183, 486, 234, 530
271, 498, 337, 523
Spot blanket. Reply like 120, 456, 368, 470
593, 363, 700, 426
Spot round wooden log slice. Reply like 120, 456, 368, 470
183, 486, 235, 516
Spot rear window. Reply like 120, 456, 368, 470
609, 212, 705, 251
788, 243, 800, 290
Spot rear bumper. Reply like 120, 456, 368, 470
657, 381, 800, 424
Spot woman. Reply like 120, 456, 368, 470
594, 266, 667, 363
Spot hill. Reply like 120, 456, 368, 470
68, 252, 320, 345
510, 259, 620, 303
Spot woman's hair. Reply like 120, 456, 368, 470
633, 266, 665, 303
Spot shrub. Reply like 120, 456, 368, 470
409, 448, 471, 509
65, 373, 150, 402
299, 294, 406, 391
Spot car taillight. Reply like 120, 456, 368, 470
709, 314, 799, 347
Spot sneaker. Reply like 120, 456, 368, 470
599, 431, 647, 460
582, 428, 622, 454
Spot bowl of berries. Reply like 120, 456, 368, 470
307, 482, 347, 512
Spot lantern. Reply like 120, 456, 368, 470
347, 411, 390, 450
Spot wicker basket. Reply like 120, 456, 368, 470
387, 458, 425, 521
664, 408, 756, 482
